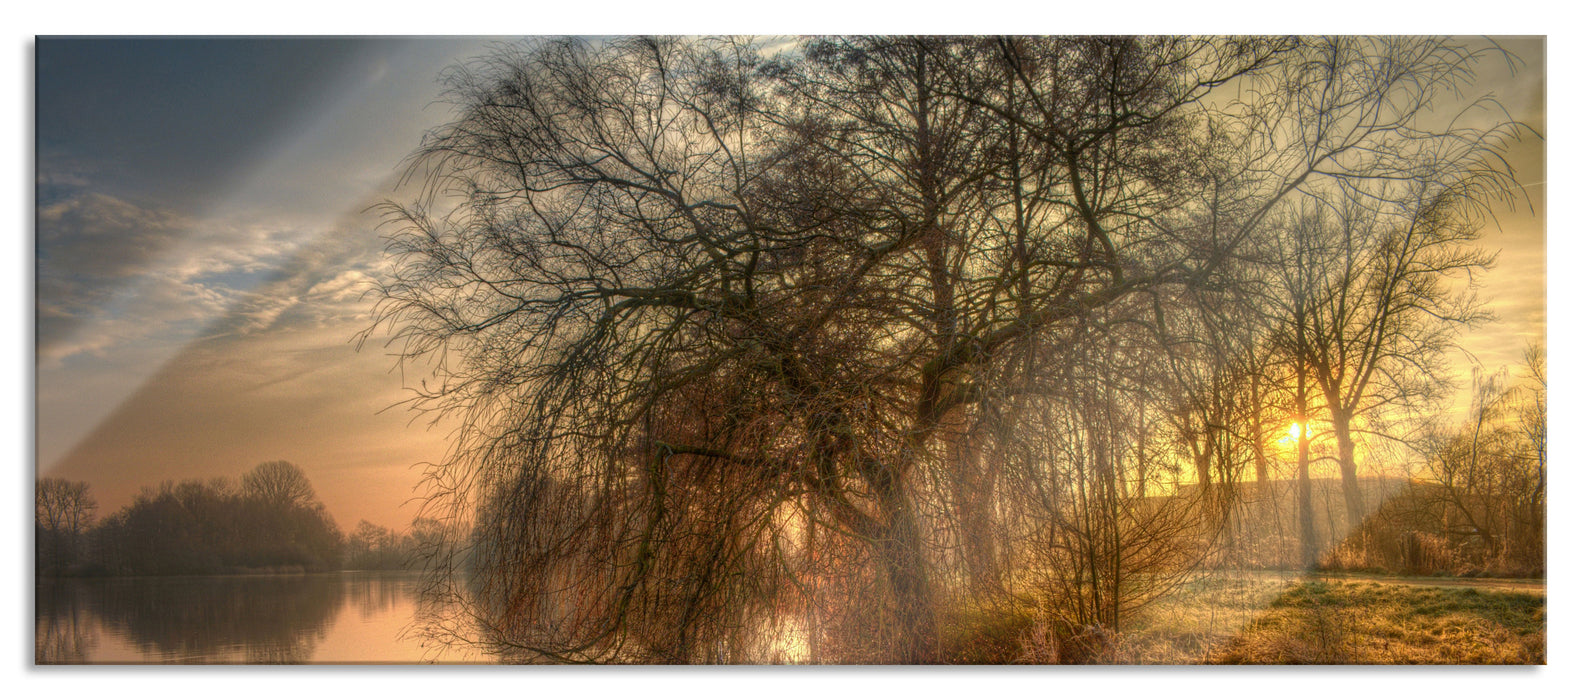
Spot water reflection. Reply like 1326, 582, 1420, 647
349, 572, 406, 622
35, 583, 98, 664
34, 572, 457, 664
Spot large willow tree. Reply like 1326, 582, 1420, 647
368, 36, 1518, 663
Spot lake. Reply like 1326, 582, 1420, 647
34, 571, 488, 664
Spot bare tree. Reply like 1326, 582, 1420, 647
996, 305, 1220, 661
36, 477, 97, 575
1303, 192, 1499, 533
1416, 357, 1545, 573
241, 461, 318, 509
36, 478, 95, 533
1263, 38, 1522, 534
1266, 213, 1329, 569
1516, 342, 1546, 567
368, 35, 1525, 663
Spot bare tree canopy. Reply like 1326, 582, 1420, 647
36, 477, 97, 576
241, 460, 318, 509
367, 36, 1525, 663
36, 477, 96, 534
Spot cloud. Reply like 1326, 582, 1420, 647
35, 190, 329, 365
35, 156, 96, 204
38, 192, 189, 278
230, 292, 302, 335
34, 190, 397, 475
37, 193, 194, 358
307, 269, 376, 304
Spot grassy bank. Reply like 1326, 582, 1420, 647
937, 574, 1544, 664
1209, 580, 1545, 664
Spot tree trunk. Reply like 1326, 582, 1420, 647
874, 483, 936, 663
950, 432, 998, 591
1253, 442, 1270, 488
1194, 447, 1213, 500
1331, 408, 1365, 533
1297, 434, 1318, 570
1295, 365, 1318, 570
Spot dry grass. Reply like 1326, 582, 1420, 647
1109, 573, 1297, 664
1209, 580, 1545, 664
936, 572, 1297, 664
935, 574, 1543, 665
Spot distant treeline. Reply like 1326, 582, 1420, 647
36, 461, 439, 577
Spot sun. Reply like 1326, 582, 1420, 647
1288, 421, 1309, 441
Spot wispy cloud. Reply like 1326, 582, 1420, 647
306, 270, 376, 303
35, 189, 329, 366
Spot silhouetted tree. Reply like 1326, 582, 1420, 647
242, 460, 318, 509
36, 478, 97, 576
36, 478, 97, 535
93, 464, 343, 575
346, 519, 423, 570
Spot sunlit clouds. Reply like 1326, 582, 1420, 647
37, 193, 313, 367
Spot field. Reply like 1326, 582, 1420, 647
939, 573, 1546, 664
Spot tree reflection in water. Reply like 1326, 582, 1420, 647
36, 575, 343, 664
347, 571, 406, 622
35, 582, 98, 663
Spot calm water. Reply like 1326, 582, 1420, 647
34, 571, 488, 664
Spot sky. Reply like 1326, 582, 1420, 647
1452, 37, 1547, 385
32, 36, 1546, 536
36, 38, 495, 531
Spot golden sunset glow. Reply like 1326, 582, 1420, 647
29, 33, 1546, 669
1288, 421, 1315, 442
